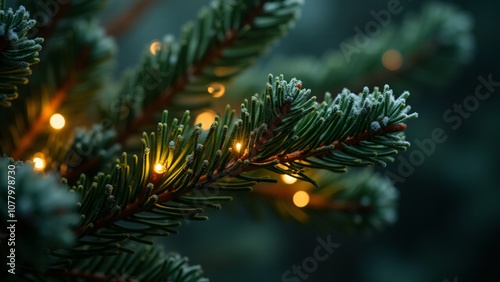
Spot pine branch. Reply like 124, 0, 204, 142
0, 157, 78, 270
230, 2, 473, 96
111, 0, 303, 144
61, 0, 302, 186
0, 5, 42, 107
0, 21, 115, 159
2, 74, 416, 277
1, 1, 114, 158
11, 46, 90, 160
70, 74, 416, 242
59, 125, 120, 182
43, 245, 207, 282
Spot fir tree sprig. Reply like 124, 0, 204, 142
0, 158, 78, 271
0, 0, 114, 159
231, 2, 474, 95
0, 5, 42, 107
0, 20, 115, 159
66, 75, 415, 253
43, 246, 208, 282
110, 0, 303, 144
55, 0, 303, 187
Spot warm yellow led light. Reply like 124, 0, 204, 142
33, 153, 46, 171
207, 82, 225, 98
50, 113, 65, 129
282, 174, 298, 185
154, 163, 166, 173
149, 40, 161, 55
235, 142, 242, 152
195, 111, 216, 130
293, 190, 310, 208
382, 49, 403, 71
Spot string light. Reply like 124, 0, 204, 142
149, 40, 161, 55
382, 49, 403, 71
195, 110, 216, 130
49, 113, 65, 129
153, 163, 166, 174
293, 190, 310, 208
33, 153, 46, 171
282, 174, 298, 185
207, 82, 225, 98
235, 142, 242, 152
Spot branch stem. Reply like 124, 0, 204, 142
76, 122, 406, 236
11, 47, 91, 160
115, 0, 267, 144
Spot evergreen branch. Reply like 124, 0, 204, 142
260, 123, 406, 165
111, 0, 303, 144
0, 157, 79, 271
106, 0, 158, 37
59, 125, 121, 182
4, 75, 415, 277
0, 5, 42, 107
0, 21, 115, 159
343, 2, 473, 90
32, 245, 207, 281
10, 47, 87, 160
62, 245, 208, 282
230, 2, 473, 95
70, 74, 416, 242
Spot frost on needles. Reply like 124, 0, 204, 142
67, 74, 418, 242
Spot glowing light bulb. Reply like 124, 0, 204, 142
50, 113, 65, 129
282, 174, 298, 185
293, 190, 310, 208
33, 153, 46, 171
235, 142, 242, 152
195, 110, 216, 130
382, 49, 403, 71
149, 40, 161, 55
207, 82, 225, 98
154, 163, 166, 173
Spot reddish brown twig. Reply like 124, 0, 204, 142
106, 0, 158, 37
11, 47, 91, 160
77, 122, 406, 236
251, 184, 372, 213
116, 0, 268, 144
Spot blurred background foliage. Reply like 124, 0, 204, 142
102, 0, 499, 281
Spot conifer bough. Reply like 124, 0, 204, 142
1, 74, 417, 279
0, 5, 42, 107
71, 74, 417, 239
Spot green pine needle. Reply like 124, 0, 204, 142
0, 5, 42, 107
